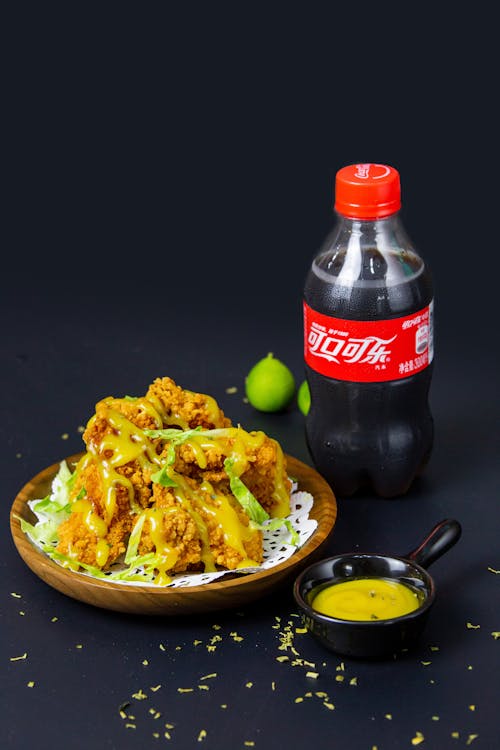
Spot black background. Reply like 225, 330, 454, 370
2, 6, 499, 750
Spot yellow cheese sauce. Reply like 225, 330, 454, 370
312, 577, 422, 621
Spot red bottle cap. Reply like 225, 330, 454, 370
334, 163, 401, 219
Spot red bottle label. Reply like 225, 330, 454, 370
304, 301, 434, 382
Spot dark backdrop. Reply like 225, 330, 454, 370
2, 6, 499, 750
4, 4, 497, 478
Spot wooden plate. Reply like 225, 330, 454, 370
10, 452, 337, 615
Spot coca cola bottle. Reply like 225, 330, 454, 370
303, 163, 434, 497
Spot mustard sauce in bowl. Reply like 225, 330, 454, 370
312, 577, 422, 621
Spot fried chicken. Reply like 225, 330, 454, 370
55, 376, 291, 583
145, 376, 232, 429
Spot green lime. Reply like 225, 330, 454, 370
297, 380, 311, 416
245, 352, 296, 413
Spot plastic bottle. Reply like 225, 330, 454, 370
303, 163, 434, 497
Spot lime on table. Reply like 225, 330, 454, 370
245, 353, 296, 413
297, 379, 310, 416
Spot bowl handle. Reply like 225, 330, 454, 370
406, 519, 462, 569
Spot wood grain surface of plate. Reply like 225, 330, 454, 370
10, 452, 337, 615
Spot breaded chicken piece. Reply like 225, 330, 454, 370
55, 457, 150, 569
56, 473, 133, 569
56, 511, 131, 569
146, 376, 232, 429
196, 496, 263, 569
170, 431, 292, 517
136, 499, 203, 575
240, 438, 292, 517
82, 397, 162, 453
137, 482, 262, 574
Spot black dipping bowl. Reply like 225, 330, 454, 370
293, 519, 461, 660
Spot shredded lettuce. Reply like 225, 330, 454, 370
124, 512, 147, 564
146, 426, 243, 465
32, 459, 74, 514
262, 517, 300, 546
224, 457, 299, 546
145, 427, 235, 442
151, 465, 178, 488
46, 547, 158, 582
20, 460, 75, 547
224, 457, 269, 525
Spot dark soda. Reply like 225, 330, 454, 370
303, 163, 434, 498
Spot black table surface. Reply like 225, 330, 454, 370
3, 10, 499, 750
3, 254, 499, 750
